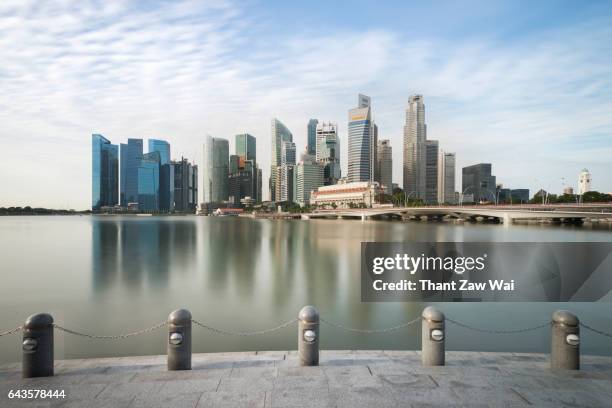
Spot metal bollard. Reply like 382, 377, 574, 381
422, 307, 445, 366
22, 313, 54, 378
551, 310, 580, 370
167, 309, 192, 370
298, 305, 319, 366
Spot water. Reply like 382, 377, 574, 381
0, 215, 611, 363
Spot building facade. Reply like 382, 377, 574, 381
172, 157, 198, 213
236, 133, 256, 162
375, 139, 392, 195
578, 168, 592, 195
294, 154, 324, 207
348, 94, 375, 183
202, 135, 229, 204
148, 139, 173, 212
462, 163, 497, 203
437, 151, 456, 204
279, 140, 296, 202
137, 151, 160, 211
403, 94, 426, 200
270, 119, 293, 202
425, 140, 439, 203
120, 138, 143, 206
311, 181, 380, 208
92, 134, 119, 210
316, 122, 341, 185
307, 119, 318, 156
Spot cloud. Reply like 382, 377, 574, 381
0, 1, 611, 208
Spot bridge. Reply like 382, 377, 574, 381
304, 204, 612, 224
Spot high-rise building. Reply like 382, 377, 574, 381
148, 139, 174, 212
348, 94, 374, 183
578, 169, 592, 195
202, 136, 229, 204
92, 134, 119, 210
236, 133, 256, 162
137, 151, 161, 211
437, 151, 456, 204
403, 94, 426, 200
279, 141, 296, 202
270, 119, 293, 202
462, 163, 496, 203
376, 140, 392, 195
425, 140, 439, 203
307, 119, 318, 156
294, 153, 324, 207
229, 155, 240, 175
172, 157, 198, 213
316, 122, 341, 185
120, 138, 143, 206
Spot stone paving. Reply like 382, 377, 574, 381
1, 351, 612, 407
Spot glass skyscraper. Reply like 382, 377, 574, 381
348, 95, 373, 183
236, 133, 256, 162
120, 138, 143, 206
92, 134, 118, 210
203, 135, 229, 204
403, 94, 427, 200
307, 119, 318, 156
148, 139, 174, 212
137, 151, 161, 211
270, 119, 293, 202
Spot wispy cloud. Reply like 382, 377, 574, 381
0, 1, 611, 207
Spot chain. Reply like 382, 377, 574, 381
53, 322, 167, 339
0, 326, 23, 337
446, 317, 549, 334
580, 322, 612, 339
191, 318, 297, 336
320, 317, 421, 334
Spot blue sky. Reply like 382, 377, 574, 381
0, 0, 611, 208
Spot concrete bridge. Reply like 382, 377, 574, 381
304, 205, 612, 224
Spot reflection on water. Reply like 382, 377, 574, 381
0, 216, 611, 363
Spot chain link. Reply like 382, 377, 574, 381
320, 317, 421, 334
580, 322, 612, 339
446, 317, 549, 334
53, 322, 167, 339
0, 326, 23, 337
191, 318, 297, 336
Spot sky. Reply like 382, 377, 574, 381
0, 0, 611, 209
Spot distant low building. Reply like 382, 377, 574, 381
311, 181, 381, 208
563, 186, 574, 195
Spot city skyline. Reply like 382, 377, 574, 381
1, 1, 612, 209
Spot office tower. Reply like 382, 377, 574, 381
462, 163, 496, 203
120, 138, 143, 206
229, 172, 254, 207
279, 141, 296, 202
578, 169, 591, 195
172, 157, 198, 213
236, 133, 256, 162
148, 139, 174, 212
316, 122, 341, 185
437, 151, 456, 204
348, 94, 374, 182
403, 94, 426, 200
425, 140, 439, 203
307, 119, 318, 156
376, 140, 392, 195
137, 151, 161, 211
510, 189, 529, 203
294, 153, 324, 207
370, 123, 378, 181
203, 135, 229, 204
270, 119, 293, 202
229, 155, 240, 175
91, 134, 118, 210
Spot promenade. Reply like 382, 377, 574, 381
2, 350, 612, 407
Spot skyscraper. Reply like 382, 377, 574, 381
425, 140, 439, 203
279, 141, 296, 202
376, 140, 392, 195
348, 94, 374, 183
316, 122, 341, 185
307, 119, 318, 156
120, 138, 143, 206
462, 163, 496, 203
437, 151, 456, 204
578, 169, 592, 195
403, 94, 426, 200
172, 157, 198, 213
236, 133, 256, 162
294, 153, 324, 207
92, 134, 118, 210
270, 119, 293, 202
203, 135, 229, 204
148, 139, 174, 212
137, 151, 161, 211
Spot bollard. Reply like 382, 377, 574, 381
422, 307, 445, 366
551, 310, 580, 370
167, 309, 192, 370
298, 305, 319, 366
22, 313, 54, 378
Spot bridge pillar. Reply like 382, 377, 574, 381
503, 213, 511, 226
361, 214, 366, 221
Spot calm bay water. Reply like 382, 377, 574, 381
0, 215, 611, 363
